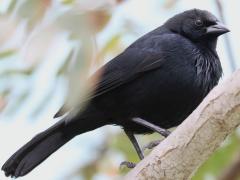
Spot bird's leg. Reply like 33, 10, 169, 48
132, 118, 171, 137
125, 130, 144, 160
120, 130, 144, 169
132, 118, 171, 151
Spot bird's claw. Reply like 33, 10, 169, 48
143, 139, 162, 151
120, 161, 136, 169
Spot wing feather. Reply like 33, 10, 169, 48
54, 34, 168, 118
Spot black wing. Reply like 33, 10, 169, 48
54, 34, 169, 118
92, 47, 165, 98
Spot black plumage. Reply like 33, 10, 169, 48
2, 9, 229, 177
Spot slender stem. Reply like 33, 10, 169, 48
215, 0, 236, 72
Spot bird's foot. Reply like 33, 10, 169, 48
157, 129, 171, 138
143, 139, 162, 151
120, 161, 136, 169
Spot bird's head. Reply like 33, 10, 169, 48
165, 9, 229, 47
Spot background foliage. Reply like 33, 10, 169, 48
0, 0, 239, 179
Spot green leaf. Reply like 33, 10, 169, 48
0, 49, 16, 59
61, 0, 75, 5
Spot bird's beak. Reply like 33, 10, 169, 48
206, 22, 230, 36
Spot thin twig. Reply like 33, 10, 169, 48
215, 0, 237, 71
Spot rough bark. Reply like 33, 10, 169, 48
124, 69, 240, 180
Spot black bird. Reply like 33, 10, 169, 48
2, 9, 229, 178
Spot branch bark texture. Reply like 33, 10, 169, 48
125, 69, 240, 180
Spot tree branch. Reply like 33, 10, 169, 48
124, 69, 240, 180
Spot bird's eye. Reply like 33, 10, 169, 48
195, 19, 203, 26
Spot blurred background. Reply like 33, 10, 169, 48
0, 0, 239, 179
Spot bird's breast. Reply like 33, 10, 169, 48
194, 48, 222, 95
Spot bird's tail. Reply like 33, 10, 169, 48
1, 115, 102, 178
